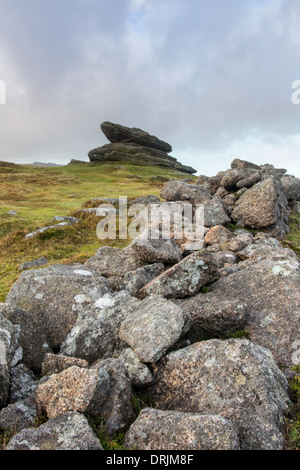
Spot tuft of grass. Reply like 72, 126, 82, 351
85, 416, 130, 450
222, 330, 251, 340
283, 212, 300, 257
285, 365, 300, 450
0, 429, 14, 450
132, 391, 156, 416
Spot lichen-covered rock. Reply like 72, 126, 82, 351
60, 291, 140, 364
118, 348, 153, 387
203, 197, 230, 227
209, 256, 300, 366
84, 246, 144, 282
9, 364, 37, 404
160, 180, 211, 204
0, 303, 51, 373
0, 397, 37, 433
179, 296, 247, 337
231, 158, 261, 171
35, 365, 110, 420
281, 175, 300, 201
237, 236, 296, 263
41, 353, 88, 377
120, 263, 165, 297
125, 409, 240, 450
150, 339, 290, 450
140, 250, 219, 299
231, 178, 289, 237
119, 296, 191, 363
129, 234, 181, 266
91, 358, 135, 436
0, 313, 22, 409
5, 411, 103, 450
5, 264, 111, 349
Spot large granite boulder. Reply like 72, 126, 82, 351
5, 264, 111, 349
231, 178, 289, 237
150, 339, 290, 450
125, 409, 240, 450
5, 411, 103, 450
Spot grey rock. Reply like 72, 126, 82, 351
9, 364, 37, 404
231, 178, 289, 237
5, 264, 111, 349
179, 295, 247, 337
140, 250, 219, 299
50, 216, 80, 225
60, 291, 140, 363
100, 121, 172, 153
151, 339, 290, 450
121, 263, 165, 297
203, 197, 230, 227
6, 210, 18, 216
0, 303, 51, 374
5, 411, 103, 450
281, 175, 300, 201
236, 171, 261, 189
118, 348, 153, 387
129, 233, 181, 265
18, 257, 48, 272
160, 180, 211, 204
290, 200, 300, 213
125, 409, 240, 450
129, 195, 161, 206
89, 142, 196, 174
0, 313, 22, 409
85, 246, 144, 280
231, 158, 261, 171
0, 397, 37, 433
91, 357, 135, 436
119, 296, 191, 363
209, 256, 300, 366
24, 222, 71, 239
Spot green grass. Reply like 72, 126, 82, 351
283, 212, 300, 257
285, 366, 300, 450
0, 162, 195, 302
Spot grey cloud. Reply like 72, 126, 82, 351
0, 0, 299, 176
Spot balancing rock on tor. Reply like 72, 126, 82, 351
88, 121, 197, 174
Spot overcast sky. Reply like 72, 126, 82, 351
0, 0, 300, 176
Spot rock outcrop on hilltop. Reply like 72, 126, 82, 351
0, 157, 300, 451
88, 121, 197, 174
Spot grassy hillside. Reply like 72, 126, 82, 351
0, 161, 196, 302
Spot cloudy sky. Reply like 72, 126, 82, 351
0, 0, 300, 176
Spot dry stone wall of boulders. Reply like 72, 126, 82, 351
0, 158, 300, 450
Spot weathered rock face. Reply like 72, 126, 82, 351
0, 313, 22, 409
41, 353, 88, 377
6, 412, 103, 450
0, 397, 37, 433
90, 358, 135, 436
120, 263, 165, 297
150, 339, 290, 450
281, 175, 300, 201
5, 264, 111, 349
209, 255, 300, 366
160, 180, 211, 204
88, 122, 196, 174
119, 296, 191, 363
36, 365, 111, 420
179, 296, 248, 337
84, 246, 145, 286
129, 233, 181, 265
140, 250, 219, 299
231, 178, 289, 236
0, 303, 51, 374
118, 348, 153, 387
60, 291, 140, 363
100, 121, 172, 153
125, 409, 240, 450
